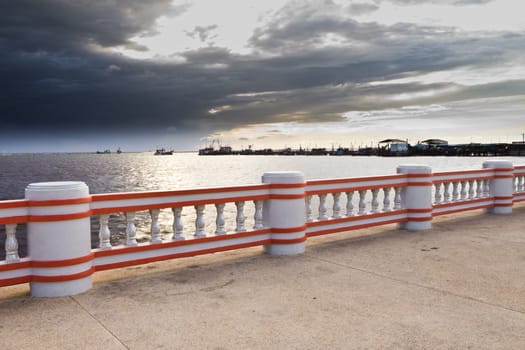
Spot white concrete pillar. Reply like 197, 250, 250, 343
483, 160, 514, 214
397, 165, 433, 231
262, 171, 306, 255
25, 181, 93, 297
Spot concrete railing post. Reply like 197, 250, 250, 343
262, 171, 306, 255
25, 181, 93, 297
397, 165, 433, 231
483, 160, 514, 214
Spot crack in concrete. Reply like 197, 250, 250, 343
70, 296, 130, 350
304, 254, 525, 316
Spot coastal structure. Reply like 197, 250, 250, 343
198, 140, 525, 156
1, 160, 524, 297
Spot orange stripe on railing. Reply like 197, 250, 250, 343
406, 173, 433, 178
433, 197, 492, 209
0, 268, 94, 286
271, 225, 307, 233
268, 194, 305, 200
94, 229, 272, 257
0, 200, 27, 209
433, 169, 492, 177
29, 210, 93, 222
306, 182, 407, 195
0, 260, 31, 272
31, 253, 94, 268
307, 210, 407, 227
271, 236, 307, 244
0, 275, 31, 287
433, 204, 493, 217
268, 183, 306, 189
31, 267, 95, 283
91, 184, 270, 202
432, 176, 494, 184
306, 174, 406, 186
494, 196, 514, 200
407, 208, 433, 213
28, 197, 92, 207
94, 240, 271, 271
0, 215, 29, 224
92, 195, 272, 215
307, 217, 408, 238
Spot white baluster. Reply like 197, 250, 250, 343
5, 223, 20, 262
468, 180, 476, 199
195, 205, 206, 237
476, 179, 483, 198
254, 200, 264, 229
172, 207, 184, 240
125, 211, 137, 246
235, 201, 246, 232
150, 209, 162, 243
98, 214, 112, 249
460, 181, 468, 200
452, 182, 459, 201
332, 192, 341, 218
484, 179, 490, 197
318, 194, 328, 220
345, 191, 354, 216
371, 189, 380, 213
520, 176, 525, 192
443, 182, 451, 203
215, 203, 226, 235
434, 183, 442, 204
358, 190, 367, 215
394, 187, 402, 210
305, 195, 313, 222
383, 187, 391, 211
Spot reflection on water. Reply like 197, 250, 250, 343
1, 152, 521, 258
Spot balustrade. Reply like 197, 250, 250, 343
3, 163, 525, 298
93, 199, 266, 249
433, 178, 490, 206
305, 185, 401, 222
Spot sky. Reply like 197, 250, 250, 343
1, 0, 524, 152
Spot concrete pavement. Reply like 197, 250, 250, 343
1, 206, 525, 349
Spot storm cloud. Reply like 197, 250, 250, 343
0, 0, 524, 150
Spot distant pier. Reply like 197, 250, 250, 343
198, 140, 525, 157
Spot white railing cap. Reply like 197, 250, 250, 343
25, 181, 89, 200
262, 171, 305, 184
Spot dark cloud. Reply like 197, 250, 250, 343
0, 0, 185, 52
0, 0, 523, 149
